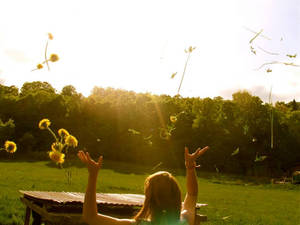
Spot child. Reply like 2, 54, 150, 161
78, 146, 209, 225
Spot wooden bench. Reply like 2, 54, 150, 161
20, 190, 207, 225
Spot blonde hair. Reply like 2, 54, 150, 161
135, 171, 182, 225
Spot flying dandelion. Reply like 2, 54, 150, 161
170, 115, 177, 123
49, 54, 59, 62
250, 46, 256, 55
177, 46, 196, 95
231, 147, 239, 156
0, 141, 17, 153
171, 72, 177, 79
128, 128, 141, 135
32, 33, 59, 71
286, 54, 297, 58
249, 29, 263, 44
48, 33, 54, 40
254, 153, 267, 162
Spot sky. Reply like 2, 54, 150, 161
0, 0, 299, 102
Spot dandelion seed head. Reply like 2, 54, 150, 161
39, 119, 51, 130
37, 64, 43, 69
58, 128, 69, 137
171, 72, 177, 79
65, 135, 78, 148
4, 141, 17, 153
170, 115, 177, 123
48, 33, 54, 40
49, 150, 65, 164
49, 54, 59, 62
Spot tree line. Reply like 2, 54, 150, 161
0, 81, 299, 176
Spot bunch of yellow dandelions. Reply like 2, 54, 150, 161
38, 119, 78, 165
0, 140, 17, 154
32, 33, 59, 71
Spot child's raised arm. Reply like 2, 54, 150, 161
181, 146, 209, 225
77, 151, 135, 225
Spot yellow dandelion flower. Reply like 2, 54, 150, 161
37, 64, 43, 69
49, 54, 59, 62
39, 119, 51, 130
49, 150, 65, 164
58, 128, 69, 137
65, 135, 78, 147
170, 115, 177, 123
171, 72, 177, 79
51, 142, 61, 152
48, 33, 54, 40
188, 46, 196, 53
4, 141, 17, 153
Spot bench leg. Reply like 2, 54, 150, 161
24, 206, 31, 225
32, 210, 42, 225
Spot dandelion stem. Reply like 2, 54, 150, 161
249, 29, 263, 44
177, 52, 191, 95
269, 86, 274, 149
256, 45, 279, 55
45, 40, 50, 71
47, 127, 58, 142
256, 61, 300, 70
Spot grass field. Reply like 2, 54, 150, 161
0, 160, 299, 225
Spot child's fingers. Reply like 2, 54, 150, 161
77, 151, 87, 163
184, 147, 189, 159
197, 146, 209, 157
86, 152, 91, 162
98, 156, 103, 167
81, 151, 88, 163
98, 155, 103, 163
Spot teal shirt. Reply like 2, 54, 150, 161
137, 219, 188, 225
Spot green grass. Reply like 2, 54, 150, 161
0, 160, 299, 225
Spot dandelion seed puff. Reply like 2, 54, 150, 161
49, 54, 59, 62
49, 150, 65, 164
170, 115, 177, 123
48, 33, 54, 40
4, 141, 17, 153
39, 119, 51, 130
37, 64, 43, 69
65, 135, 78, 147
58, 128, 69, 137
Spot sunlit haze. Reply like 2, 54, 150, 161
0, 0, 299, 102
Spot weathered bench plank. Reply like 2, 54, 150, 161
20, 191, 207, 225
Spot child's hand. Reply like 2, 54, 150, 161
185, 146, 209, 169
77, 151, 103, 175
